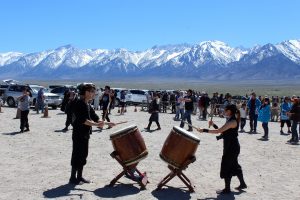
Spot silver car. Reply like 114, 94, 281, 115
29, 85, 62, 109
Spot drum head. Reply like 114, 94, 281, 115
110, 125, 137, 138
173, 126, 200, 142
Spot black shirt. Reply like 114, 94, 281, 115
101, 93, 110, 109
184, 95, 194, 111
73, 99, 99, 140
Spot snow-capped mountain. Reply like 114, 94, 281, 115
0, 52, 24, 66
276, 40, 300, 64
0, 39, 300, 80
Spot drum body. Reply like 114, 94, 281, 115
160, 126, 200, 168
110, 125, 148, 166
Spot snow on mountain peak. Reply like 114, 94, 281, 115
1, 39, 300, 74
0, 52, 24, 66
276, 39, 300, 64
189, 40, 245, 65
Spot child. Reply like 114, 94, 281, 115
258, 98, 271, 140
239, 103, 247, 132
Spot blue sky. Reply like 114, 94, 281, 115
0, 0, 299, 53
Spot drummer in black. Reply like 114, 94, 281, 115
197, 104, 247, 194
69, 84, 115, 184
145, 92, 161, 131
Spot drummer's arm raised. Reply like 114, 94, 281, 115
199, 121, 237, 134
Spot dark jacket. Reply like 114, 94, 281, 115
290, 103, 300, 122
72, 99, 99, 140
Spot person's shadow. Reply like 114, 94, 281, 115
2, 131, 22, 136
94, 183, 140, 198
54, 129, 69, 133
43, 183, 78, 198
199, 190, 244, 200
151, 186, 191, 200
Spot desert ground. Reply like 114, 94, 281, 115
0, 105, 299, 200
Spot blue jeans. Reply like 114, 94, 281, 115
175, 107, 184, 119
291, 121, 299, 142
37, 100, 44, 113
180, 110, 193, 129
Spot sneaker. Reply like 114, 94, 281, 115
78, 177, 91, 184
156, 127, 161, 130
69, 177, 79, 184
280, 130, 284, 135
24, 128, 30, 132
187, 128, 193, 132
261, 136, 268, 140
62, 127, 68, 132
235, 184, 247, 190
287, 139, 294, 143
19, 130, 24, 133
144, 127, 150, 131
216, 188, 231, 194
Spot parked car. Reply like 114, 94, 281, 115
126, 89, 149, 105
1, 84, 31, 107
232, 95, 248, 103
50, 85, 77, 99
49, 85, 65, 89
1, 84, 62, 109
29, 85, 62, 109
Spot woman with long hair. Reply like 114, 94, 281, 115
198, 104, 247, 194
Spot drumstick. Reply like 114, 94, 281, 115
183, 121, 202, 130
103, 121, 128, 126
114, 121, 128, 125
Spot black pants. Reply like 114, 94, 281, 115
240, 118, 246, 130
221, 139, 242, 179
281, 120, 291, 128
171, 102, 176, 113
202, 107, 208, 119
262, 122, 268, 137
249, 113, 258, 131
102, 109, 110, 122
71, 137, 89, 169
65, 112, 72, 128
162, 101, 168, 113
147, 112, 160, 128
20, 110, 29, 131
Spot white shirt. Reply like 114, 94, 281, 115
240, 107, 247, 118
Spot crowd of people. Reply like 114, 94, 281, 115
55, 87, 300, 144
14, 85, 300, 146
143, 90, 300, 144
9, 84, 300, 194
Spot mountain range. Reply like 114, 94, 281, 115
0, 40, 300, 80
